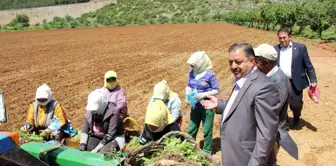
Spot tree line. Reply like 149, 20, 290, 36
213, 0, 336, 38
1, 0, 335, 40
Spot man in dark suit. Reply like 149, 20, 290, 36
254, 43, 298, 162
274, 27, 317, 129
202, 43, 280, 166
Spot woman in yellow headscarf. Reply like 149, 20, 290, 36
138, 99, 181, 145
102, 71, 128, 120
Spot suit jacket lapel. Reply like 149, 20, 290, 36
222, 69, 260, 124
220, 85, 236, 124
222, 77, 252, 123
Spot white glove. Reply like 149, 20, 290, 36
91, 142, 104, 153
185, 98, 191, 105
194, 93, 206, 99
20, 122, 32, 131
91, 148, 99, 153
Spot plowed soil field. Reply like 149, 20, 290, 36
0, 23, 335, 166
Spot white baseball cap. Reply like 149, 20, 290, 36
254, 44, 278, 61
86, 88, 108, 115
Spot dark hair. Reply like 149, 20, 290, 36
228, 42, 255, 58
277, 27, 292, 36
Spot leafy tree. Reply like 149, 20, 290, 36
260, 5, 277, 30
295, 3, 311, 35
275, 4, 296, 30
305, 3, 331, 38
65, 15, 74, 22
50, 16, 69, 29
69, 20, 79, 28
8, 14, 30, 28
42, 19, 50, 29
324, 0, 336, 26
248, 9, 261, 28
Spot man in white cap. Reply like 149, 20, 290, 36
254, 44, 298, 162
254, 44, 290, 130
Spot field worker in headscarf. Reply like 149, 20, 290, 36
103, 70, 128, 120
78, 88, 125, 153
148, 80, 182, 126
20, 84, 76, 140
138, 100, 180, 145
185, 51, 220, 154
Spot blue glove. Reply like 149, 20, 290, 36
186, 89, 199, 106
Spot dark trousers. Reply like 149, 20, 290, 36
289, 80, 303, 119
141, 122, 181, 142
86, 136, 119, 153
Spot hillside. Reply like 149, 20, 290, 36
1, 0, 333, 41
0, 0, 116, 25
0, 0, 311, 26
0, 0, 91, 10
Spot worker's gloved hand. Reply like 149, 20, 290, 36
185, 98, 191, 105
139, 136, 148, 145
78, 143, 87, 151
194, 93, 206, 100
91, 143, 104, 153
101, 134, 113, 145
20, 122, 32, 131
91, 134, 114, 153
40, 128, 52, 139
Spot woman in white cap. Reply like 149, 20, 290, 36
20, 84, 75, 140
147, 80, 182, 126
78, 88, 125, 153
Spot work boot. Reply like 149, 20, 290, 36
282, 123, 290, 131
292, 117, 301, 130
